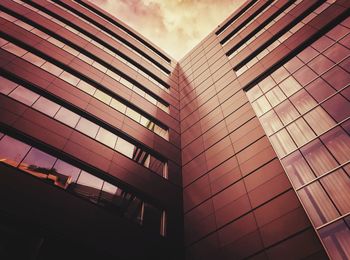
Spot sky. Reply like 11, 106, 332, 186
90, 0, 246, 60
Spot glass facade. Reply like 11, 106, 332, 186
0, 0, 349, 259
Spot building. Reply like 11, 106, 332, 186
0, 0, 349, 259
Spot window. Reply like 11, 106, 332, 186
75, 117, 100, 138
110, 99, 126, 113
96, 128, 117, 149
9, 86, 40, 106
41, 62, 63, 76
115, 138, 135, 158
0, 76, 18, 95
32, 96, 61, 117
94, 89, 111, 104
53, 159, 81, 185
54, 107, 80, 128
0, 135, 31, 167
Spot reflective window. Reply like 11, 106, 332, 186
305, 78, 335, 103
22, 52, 46, 67
0, 135, 31, 167
320, 169, 350, 215
322, 94, 350, 123
265, 86, 286, 107
301, 139, 338, 176
279, 76, 302, 96
54, 107, 80, 128
319, 220, 350, 259
259, 110, 283, 136
96, 128, 117, 149
53, 159, 81, 185
115, 138, 135, 158
75, 117, 99, 138
320, 127, 350, 164
286, 118, 316, 147
94, 89, 111, 104
19, 148, 57, 178
9, 86, 40, 106
0, 76, 18, 95
252, 96, 271, 116
32, 96, 61, 117
110, 99, 127, 113
303, 106, 335, 135
282, 151, 316, 188
289, 89, 317, 114
126, 108, 141, 122
60, 71, 80, 86
41, 62, 63, 76
298, 182, 339, 227
76, 81, 96, 95
270, 129, 297, 157
2, 43, 27, 56
274, 100, 299, 125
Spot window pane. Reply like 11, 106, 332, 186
2, 43, 27, 56
94, 89, 111, 104
298, 182, 339, 227
115, 138, 135, 158
259, 109, 283, 135
282, 151, 316, 188
110, 99, 126, 113
322, 94, 350, 123
32, 96, 60, 117
301, 139, 338, 176
76, 171, 103, 190
96, 128, 117, 148
304, 106, 335, 135
53, 159, 81, 186
76, 81, 96, 95
22, 52, 45, 67
41, 62, 63, 76
270, 129, 297, 157
60, 71, 80, 86
320, 169, 350, 214
0, 135, 31, 167
265, 86, 286, 107
19, 148, 57, 178
75, 118, 99, 138
252, 96, 271, 117
305, 78, 335, 102
9, 86, 40, 106
0, 76, 18, 95
75, 171, 103, 203
54, 107, 80, 128
279, 76, 302, 96
319, 220, 350, 260
286, 118, 316, 147
320, 127, 350, 164
126, 108, 141, 122
289, 89, 317, 114
274, 100, 299, 125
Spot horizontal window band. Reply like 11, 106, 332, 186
75, 0, 171, 64
233, 0, 325, 72
220, 0, 273, 45
0, 72, 169, 173
215, 0, 257, 36
225, 0, 296, 56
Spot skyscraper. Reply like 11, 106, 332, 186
0, 0, 349, 259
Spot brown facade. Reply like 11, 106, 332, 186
0, 0, 349, 259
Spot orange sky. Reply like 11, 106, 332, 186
90, 0, 246, 60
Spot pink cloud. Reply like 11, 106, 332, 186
89, 0, 245, 60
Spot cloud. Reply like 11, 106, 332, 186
89, 0, 245, 60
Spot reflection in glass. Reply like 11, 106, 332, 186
320, 169, 350, 215
282, 151, 316, 188
0, 136, 31, 167
75, 117, 99, 138
321, 127, 350, 164
0, 76, 18, 95
265, 86, 286, 107
54, 107, 80, 128
274, 100, 299, 125
301, 139, 338, 176
96, 128, 117, 149
286, 118, 316, 147
19, 148, 57, 179
95, 89, 112, 104
252, 96, 271, 117
289, 89, 317, 114
322, 94, 350, 123
32, 96, 61, 117
259, 110, 283, 135
304, 106, 335, 135
279, 76, 302, 96
270, 129, 297, 157
53, 159, 81, 187
9, 86, 40, 106
298, 182, 339, 227
115, 137, 135, 158
319, 219, 350, 260
110, 99, 127, 113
